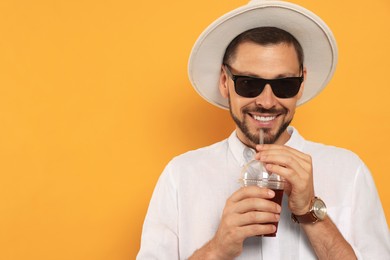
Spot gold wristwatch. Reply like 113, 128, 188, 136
291, 197, 327, 224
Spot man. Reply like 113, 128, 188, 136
137, 1, 390, 259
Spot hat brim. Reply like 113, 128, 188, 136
188, 0, 338, 109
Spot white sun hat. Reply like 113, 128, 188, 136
188, 0, 338, 109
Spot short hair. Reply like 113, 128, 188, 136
222, 27, 304, 66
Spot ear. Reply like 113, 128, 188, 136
296, 66, 307, 100
219, 66, 229, 98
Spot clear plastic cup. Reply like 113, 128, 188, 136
239, 159, 284, 237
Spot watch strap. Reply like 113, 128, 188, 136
291, 196, 326, 224
291, 211, 318, 224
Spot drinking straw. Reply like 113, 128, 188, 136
259, 128, 264, 172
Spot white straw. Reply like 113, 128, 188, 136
259, 128, 264, 145
258, 128, 264, 173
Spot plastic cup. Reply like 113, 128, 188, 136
239, 159, 284, 237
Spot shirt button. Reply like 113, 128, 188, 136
243, 148, 255, 162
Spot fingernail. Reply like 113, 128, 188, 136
272, 225, 277, 232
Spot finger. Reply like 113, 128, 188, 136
256, 144, 311, 164
256, 144, 305, 157
235, 211, 280, 226
229, 186, 275, 203
234, 197, 282, 214
263, 153, 302, 168
261, 153, 312, 193
265, 163, 308, 190
259, 149, 311, 169
240, 223, 277, 237
260, 153, 311, 180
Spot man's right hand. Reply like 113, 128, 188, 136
190, 186, 281, 260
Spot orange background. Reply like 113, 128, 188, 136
0, 0, 388, 259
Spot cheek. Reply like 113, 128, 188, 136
230, 95, 252, 113
283, 101, 298, 115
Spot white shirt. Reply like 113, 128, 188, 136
137, 127, 390, 259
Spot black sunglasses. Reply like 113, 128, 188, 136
224, 64, 304, 99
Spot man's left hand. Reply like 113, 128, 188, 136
255, 144, 314, 215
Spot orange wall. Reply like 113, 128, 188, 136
0, 0, 388, 259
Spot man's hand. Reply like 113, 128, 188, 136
189, 186, 281, 260
255, 144, 357, 259
255, 144, 315, 215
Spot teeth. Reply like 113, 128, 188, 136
253, 115, 275, 122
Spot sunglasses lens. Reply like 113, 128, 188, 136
271, 78, 302, 98
235, 77, 265, 98
234, 77, 301, 98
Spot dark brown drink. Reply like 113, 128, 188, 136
264, 188, 284, 237
239, 159, 285, 237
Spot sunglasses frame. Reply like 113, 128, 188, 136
223, 64, 304, 99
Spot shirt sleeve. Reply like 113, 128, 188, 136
350, 162, 390, 259
137, 162, 179, 260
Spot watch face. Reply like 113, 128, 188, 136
313, 198, 327, 220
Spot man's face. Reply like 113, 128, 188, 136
219, 41, 305, 147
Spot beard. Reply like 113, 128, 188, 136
228, 97, 292, 145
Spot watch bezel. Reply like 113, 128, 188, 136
291, 197, 327, 224
312, 197, 327, 220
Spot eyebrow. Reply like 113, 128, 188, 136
226, 65, 302, 79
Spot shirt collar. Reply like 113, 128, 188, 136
228, 126, 305, 167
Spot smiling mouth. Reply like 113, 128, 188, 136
251, 114, 277, 122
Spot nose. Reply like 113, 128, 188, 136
255, 84, 277, 109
